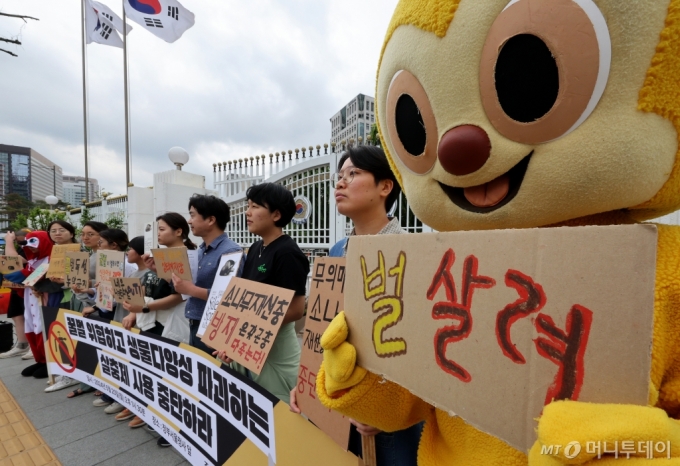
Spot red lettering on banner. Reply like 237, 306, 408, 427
495, 270, 546, 364
427, 249, 495, 383
534, 305, 593, 404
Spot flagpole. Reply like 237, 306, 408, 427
123, 0, 131, 188
80, 0, 90, 202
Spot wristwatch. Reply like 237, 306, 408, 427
142, 306, 150, 314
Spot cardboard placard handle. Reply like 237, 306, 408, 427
362, 435, 376, 466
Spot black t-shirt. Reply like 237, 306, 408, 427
139, 270, 173, 300
241, 235, 309, 296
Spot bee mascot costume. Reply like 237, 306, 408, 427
317, 0, 680, 464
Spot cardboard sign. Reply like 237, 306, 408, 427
201, 277, 295, 374
344, 224, 657, 453
152, 247, 192, 282
0, 256, 22, 274
23, 262, 50, 287
96, 251, 126, 284
196, 252, 244, 338
111, 277, 146, 307
297, 257, 351, 449
65, 252, 90, 289
97, 282, 115, 311
96, 251, 125, 311
2, 280, 24, 289
46, 244, 82, 278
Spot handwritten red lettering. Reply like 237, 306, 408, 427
427, 249, 495, 382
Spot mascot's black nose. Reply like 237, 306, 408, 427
438, 125, 491, 176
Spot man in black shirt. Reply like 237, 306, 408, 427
218, 183, 309, 401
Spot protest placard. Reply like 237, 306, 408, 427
201, 278, 294, 375
111, 277, 146, 307
22, 262, 50, 287
296, 257, 351, 449
65, 252, 89, 289
344, 224, 657, 453
152, 247, 192, 281
143, 222, 156, 255
2, 280, 23, 289
46, 244, 82, 279
0, 256, 22, 274
96, 251, 125, 311
196, 252, 243, 338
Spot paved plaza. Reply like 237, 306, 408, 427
0, 347, 191, 466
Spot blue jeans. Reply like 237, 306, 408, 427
349, 422, 423, 466
189, 320, 214, 356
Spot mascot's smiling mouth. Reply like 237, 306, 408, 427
438, 152, 533, 213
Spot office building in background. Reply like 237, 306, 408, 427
330, 94, 376, 146
63, 175, 99, 205
0, 144, 64, 202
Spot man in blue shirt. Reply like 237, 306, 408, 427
172, 194, 242, 354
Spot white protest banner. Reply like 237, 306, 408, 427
196, 252, 243, 338
22, 262, 49, 287
344, 224, 657, 453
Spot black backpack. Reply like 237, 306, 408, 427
0, 321, 14, 353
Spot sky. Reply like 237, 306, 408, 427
0, 0, 398, 197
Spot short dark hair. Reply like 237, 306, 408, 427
246, 183, 296, 228
188, 195, 230, 230
83, 221, 108, 233
47, 220, 77, 243
99, 229, 129, 251
338, 145, 401, 212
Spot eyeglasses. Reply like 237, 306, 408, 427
331, 167, 363, 188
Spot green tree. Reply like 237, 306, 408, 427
79, 207, 95, 227
0, 193, 34, 226
10, 213, 28, 231
105, 212, 125, 230
367, 124, 381, 146
27, 207, 67, 232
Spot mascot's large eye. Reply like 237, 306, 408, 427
386, 70, 438, 174
479, 0, 611, 144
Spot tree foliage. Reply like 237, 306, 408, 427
27, 208, 67, 232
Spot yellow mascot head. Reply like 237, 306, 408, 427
377, 0, 680, 231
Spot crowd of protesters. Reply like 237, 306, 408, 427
0, 146, 422, 465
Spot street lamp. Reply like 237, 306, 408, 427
45, 195, 58, 212
168, 147, 189, 170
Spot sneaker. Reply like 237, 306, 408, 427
115, 409, 135, 421
45, 376, 79, 393
157, 437, 170, 447
128, 416, 146, 428
21, 348, 34, 360
144, 424, 155, 433
0, 344, 29, 359
104, 402, 125, 414
93, 398, 112, 407
32, 364, 48, 378
21, 362, 43, 377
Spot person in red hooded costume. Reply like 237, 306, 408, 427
4, 231, 59, 379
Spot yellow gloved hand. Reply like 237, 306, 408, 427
320, 311, 367, 395
529, 400, 680, 465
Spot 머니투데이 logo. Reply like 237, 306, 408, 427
129, 0, 161, 15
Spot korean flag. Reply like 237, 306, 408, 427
123, 0, 195, 43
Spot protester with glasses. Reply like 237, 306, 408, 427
290, 145, 422, 466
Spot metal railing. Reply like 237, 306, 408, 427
216, 141, 433, 252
